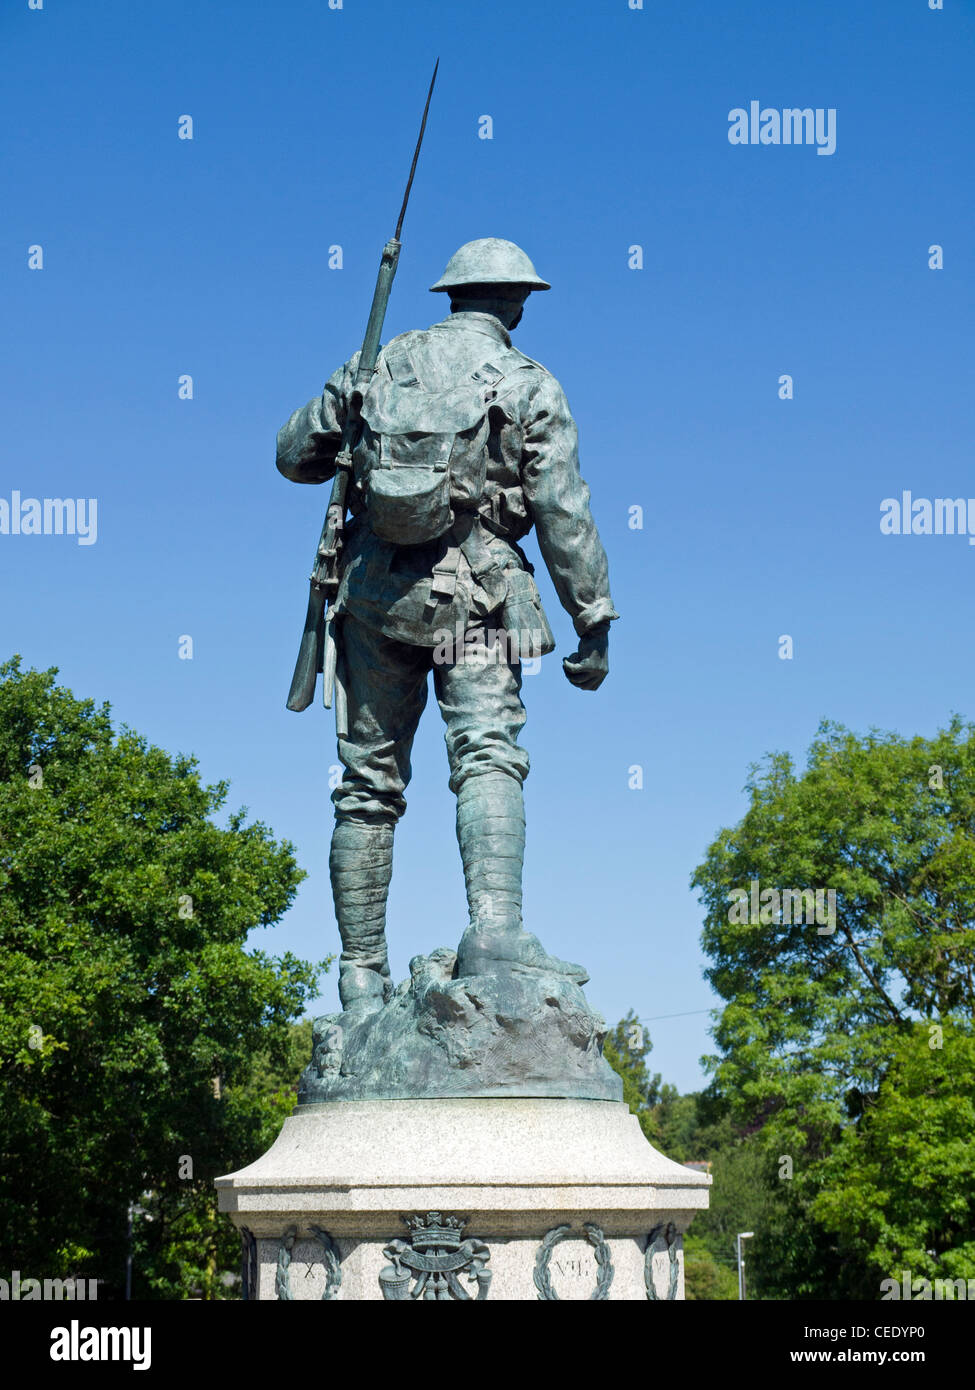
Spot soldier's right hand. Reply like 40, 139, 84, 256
562, 625, 609, 691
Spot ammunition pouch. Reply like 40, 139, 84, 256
499, 566, 555, 659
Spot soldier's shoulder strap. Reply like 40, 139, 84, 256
374, 330, 426, 383
378, 333, 527, 395
481, 347, 553, 415
504, 345, 552, 376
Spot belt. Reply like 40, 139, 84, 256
428, 512, 508, 613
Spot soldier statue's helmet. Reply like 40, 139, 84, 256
429, 238, 551, 293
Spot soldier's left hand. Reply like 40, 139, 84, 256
562, 626, 609, 691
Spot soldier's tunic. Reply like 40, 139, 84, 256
276, 311, 618, 823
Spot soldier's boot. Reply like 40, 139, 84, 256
330, 818, 395, 1016
454, 771, 589, 985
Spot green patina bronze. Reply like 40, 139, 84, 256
533, 1224, 615, 1301
379, 1214, 492, 1301
277, 71, 620, 1102
645, 1224, 681, 1301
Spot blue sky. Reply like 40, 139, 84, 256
3, 0, 973, 1092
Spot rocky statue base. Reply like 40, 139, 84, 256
216, 1098, 711, 1301
298, 947, 622, 1103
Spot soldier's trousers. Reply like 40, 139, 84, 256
332, 615, 530, 820
329, 615, 531, 1004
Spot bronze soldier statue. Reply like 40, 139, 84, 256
277, 238, 618, 1019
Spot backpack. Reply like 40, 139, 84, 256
353, 337, 510, 547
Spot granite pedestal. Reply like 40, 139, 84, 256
216, 1096, 710, 1300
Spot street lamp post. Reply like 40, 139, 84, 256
737, 1231, 754, 1301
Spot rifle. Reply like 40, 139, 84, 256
286, 59, 439, 712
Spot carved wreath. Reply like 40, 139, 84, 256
240, 1226, 258, 1301
275, 1225, 343, 1301
644, 1222, 680, 1301
533, 1223, 615, 1301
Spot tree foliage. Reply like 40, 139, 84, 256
0, 657, 323, 1296
812, 1026, 975, 1285
691, 717, 975, 1296
603, 1010, 660, 1142
609, 717, 975, 1298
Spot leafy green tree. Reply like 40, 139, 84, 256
651, 1085, 701, 1163
812, 1024, 975, 1289
131, 1019, 316, 1299
0, 657, 323, 1297
684, 1233, 738, 1301
603, 1011, 661, 1141
691, 717, 975, 1297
